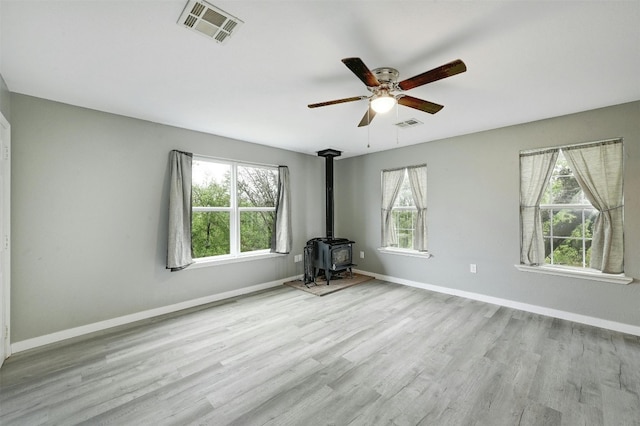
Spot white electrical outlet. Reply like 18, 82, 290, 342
470, 264, 477, 273
294, 254, 302, 263
360, 251, 365, 259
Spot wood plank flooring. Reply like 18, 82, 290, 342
1, 280, 639, 425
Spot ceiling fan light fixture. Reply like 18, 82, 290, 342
370, 93, 396, 114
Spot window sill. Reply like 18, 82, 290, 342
378, 247, 432, 259
515, 264, 633, 285
190, 252, 285, 269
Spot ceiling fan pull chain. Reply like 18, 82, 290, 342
367, 107, 371, 148
396, 103, 400, 145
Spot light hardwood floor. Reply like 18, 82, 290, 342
1, 280, 639, 425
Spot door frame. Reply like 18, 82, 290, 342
0, 111, 10, 367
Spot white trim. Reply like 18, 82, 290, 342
191, 157, 278, 259
377, 247, 432, 259
514, 264, 633, 285
360, 270, 640, 337
193, 153, 279, 169
11, 275, 295, 354
0, 111, 10, 366
190, 252, 284, 268
11, 269, 639, 353
539, 203, 593, 209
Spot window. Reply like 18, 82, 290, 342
381, 165, 427, 253
191, 158, 278, 260
391, 170, 418, 249
540, 150, 597, 268
519, 139, 626, 280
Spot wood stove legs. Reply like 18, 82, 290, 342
304, 262, 356, 287
312, 266, 354, 286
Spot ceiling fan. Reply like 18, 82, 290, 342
308, 57, 467, 127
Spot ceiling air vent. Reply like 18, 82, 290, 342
178, 0, 243, 44
394, 118, 423, 128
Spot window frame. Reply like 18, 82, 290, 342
191, 156, 280, 266
539, 152, 596, 269
539, 203, 596, 268
379, 165, 430, 258
516, 139, 631, 284
390, 173, 418, 251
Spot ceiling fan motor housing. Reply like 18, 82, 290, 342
369, 67, 400, 94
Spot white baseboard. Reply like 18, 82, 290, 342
11, 276, 295, 354
12, 270, 639, 354
356, 269, 640, 337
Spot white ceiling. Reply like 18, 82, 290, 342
2, 1, 639, 158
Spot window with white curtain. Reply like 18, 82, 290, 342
519, 138, 626, 278
191, 157, 278, 260
381, 164, 428, 254
540, 150, 598, 268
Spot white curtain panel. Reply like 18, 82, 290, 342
271, 165, 292, 254
519, 149, 558, 265
167, 150, 194, 271
381, 168, 405, 247
407, 165, 428, 251
563, 139, 624, 273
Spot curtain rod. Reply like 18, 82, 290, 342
520, 137, 622, 156
382, 163, 427, 173
193, 153, 280, 168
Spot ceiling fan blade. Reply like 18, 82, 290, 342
357, 106, 376, 127
398, 59, 467, 91
397, 95, 444, 114
308, 96, 365, 108
342, 57, 381, 87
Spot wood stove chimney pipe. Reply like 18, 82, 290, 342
317, 149, 342, 240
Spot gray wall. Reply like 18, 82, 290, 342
11, 94, 324, 342
0, 0, 9, 119
10, 93, 640, 342
335, 101, 640, 328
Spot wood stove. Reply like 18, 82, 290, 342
305, 237, 355, 285
304, 149, 355, 286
